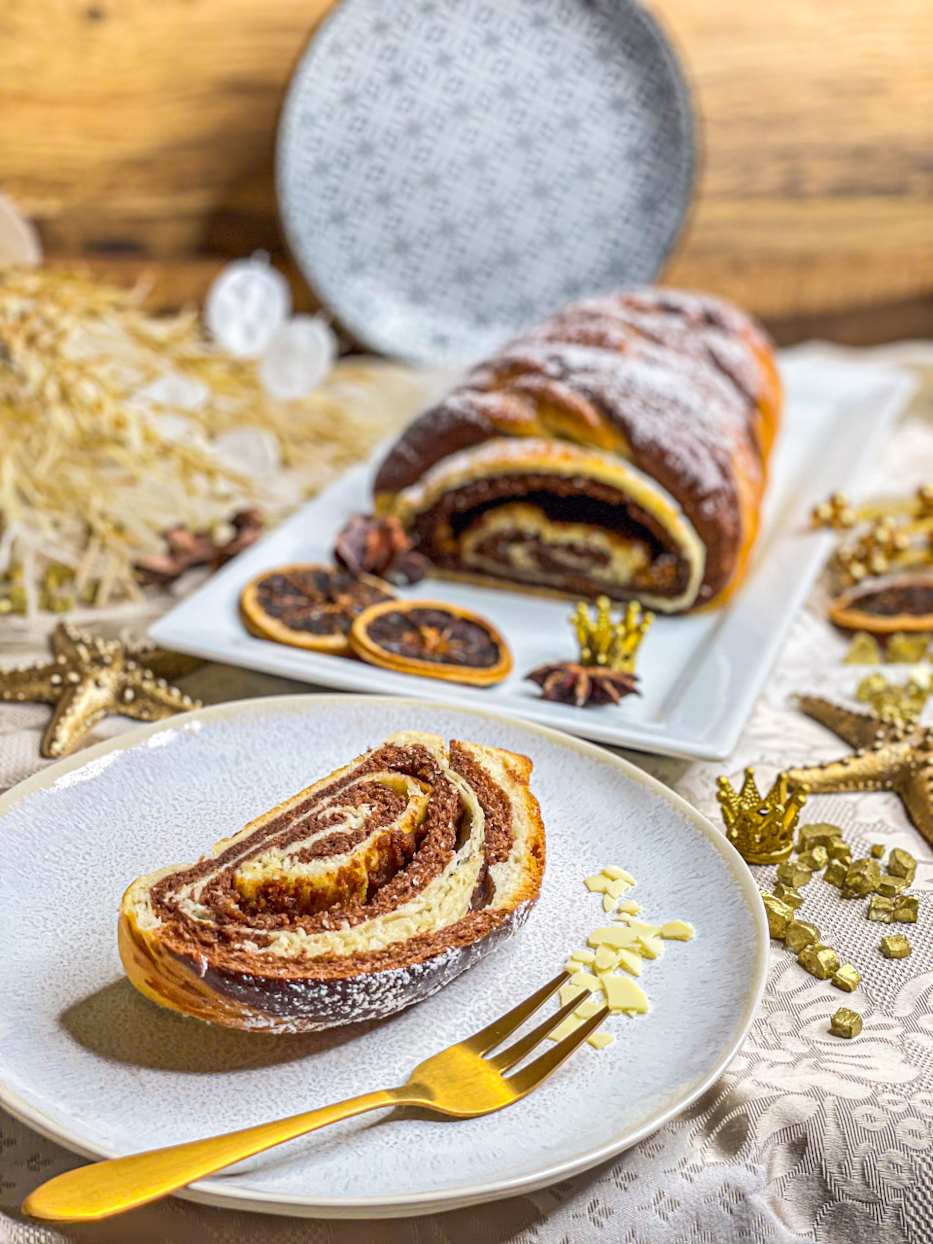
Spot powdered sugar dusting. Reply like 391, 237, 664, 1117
378, 289, 771, 601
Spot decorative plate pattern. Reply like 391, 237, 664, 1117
0, 696, 764, 1218
277, 0, 695, 365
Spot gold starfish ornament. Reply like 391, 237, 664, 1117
0, 622, 201, 758
785, 695, 933, 847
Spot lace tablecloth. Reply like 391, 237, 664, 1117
2, 344, 932, 1244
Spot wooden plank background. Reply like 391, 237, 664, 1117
3, 0, 933, 340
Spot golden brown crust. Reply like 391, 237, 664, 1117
349, 599, 513, 685
374, 287, 780, 611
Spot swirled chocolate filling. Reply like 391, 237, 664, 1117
149, 744, 457, 939
145, 738, 521, 983
410, 473, 691, 599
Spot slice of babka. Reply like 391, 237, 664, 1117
119, 731, 545, 1032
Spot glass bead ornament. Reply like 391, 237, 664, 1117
0, 192, 42, 266
205, 253, 291, 359
259, 315, 338, 401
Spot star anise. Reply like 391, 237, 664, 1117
334, 513, 429, 586
526, 661, 639, 707
135, 509, 263, 587
406, 622, 470, 662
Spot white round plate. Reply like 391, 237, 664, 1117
277, 0, 695, 365
0, 696, 766, 1219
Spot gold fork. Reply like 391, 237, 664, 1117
24, 970, 607, 1222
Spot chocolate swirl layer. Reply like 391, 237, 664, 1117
119, 731, 546, 1032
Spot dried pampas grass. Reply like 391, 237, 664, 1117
0, 267, 432, 615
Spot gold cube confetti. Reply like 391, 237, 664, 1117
880, 934, 912, 959
824, 859, 848, 887
773, 883, 805, 910
870, 844, 885, 859
798, 846, 829, 871
830, 1007, 862, 1038
797, 823, 841, 852
888, 849, 917, 884
868, 895, 895, 923
844, 632, 882, 664
878, 875, 908, 897
826, 839, 851, 863
849, 856, 882, 882
799, 944, 841, 979
761, 892, 794, 938
886, 632, 932, 663
785, 920, 821, 952
893, 895, 919, 923
843, 858, 881, 897
832, 964, 861, 992
776, 861, 813, 889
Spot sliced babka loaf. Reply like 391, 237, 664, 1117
119, 731, 545, 1032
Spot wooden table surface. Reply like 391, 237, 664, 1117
4, 0, 933, 341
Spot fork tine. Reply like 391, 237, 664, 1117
461, 970, 571, 1055
486, 991, 592, 1073
505, 1005, 611, 1096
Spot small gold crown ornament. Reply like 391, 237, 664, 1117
716, 768, 808, 864
571, 596, 654, 674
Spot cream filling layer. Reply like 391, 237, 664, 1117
460, 501, 653, 584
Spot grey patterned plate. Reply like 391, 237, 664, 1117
0, 697, 765, 1218
277, 0, 695, 365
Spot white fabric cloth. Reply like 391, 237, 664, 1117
2, 344, 932, 1244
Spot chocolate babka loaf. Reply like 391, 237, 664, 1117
374, 288, 781, 612
119, 731, 545, 1032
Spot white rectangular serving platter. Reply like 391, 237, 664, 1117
150, 349, 916, 761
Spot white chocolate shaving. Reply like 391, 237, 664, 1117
603, 975, 649, 1014
594, 945, 619, 971
585, 874, 611, 893
569, 970, 601, 992
588, 925, 641, 950
587, 1031, 615, 1049
603, 866, 635, 884
616, 900, 642, 915
613, 948, 644, 978
548, 863, 694, 1050
604, 878, 632, 900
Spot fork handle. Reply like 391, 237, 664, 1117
22, 1085, 415, 1222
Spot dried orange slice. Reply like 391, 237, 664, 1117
240, 564, 396, 654
829, 573, 933, 635
349, 599, 512, 685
